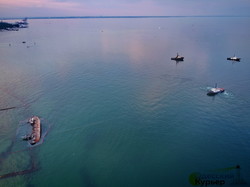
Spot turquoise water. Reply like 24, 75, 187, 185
0, 17, 250, 187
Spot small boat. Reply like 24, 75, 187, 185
227, 55, 241, 62
207, 84, 225, 96
16, 18, 28, 28
22, 116, 41, 145
171, 53, 184, 61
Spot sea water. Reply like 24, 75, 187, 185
0, 17, 250, 187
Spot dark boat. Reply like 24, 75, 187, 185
171, 53, 184, 61
22, 116, 41, 145
227, 55, 240, 62
207, 84, 225, 96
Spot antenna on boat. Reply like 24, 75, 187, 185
215, 83, 217, 88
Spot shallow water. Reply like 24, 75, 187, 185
0, 17, 250, 186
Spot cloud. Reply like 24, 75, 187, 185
0, 0, 166, 17
0, 0, 81, 9
0, 0, 90, 17
0, 0, 250, 17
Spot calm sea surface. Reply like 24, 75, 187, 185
0, 17, 250, 187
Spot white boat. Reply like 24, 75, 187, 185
227, 55, 240, 62
207, 84, 225, 96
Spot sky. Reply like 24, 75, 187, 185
0, 0, 250, 18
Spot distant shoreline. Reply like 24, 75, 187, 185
1, 15, 249, 20
0, 19, 28, 31
0, 21, 20, 31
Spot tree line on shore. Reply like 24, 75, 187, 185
0, 19, 28, 31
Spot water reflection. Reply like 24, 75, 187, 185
1, 17, 250, 186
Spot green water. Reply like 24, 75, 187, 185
0, 17, 250, 187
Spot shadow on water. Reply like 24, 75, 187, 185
0, 107, 16, 111
0, 150, 39, 180
0, 97, 41, 112
80, 168, 96, 187
0, 87, 42, 114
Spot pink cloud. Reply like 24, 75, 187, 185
1, 0, 250, 17
0, 0, 166, 17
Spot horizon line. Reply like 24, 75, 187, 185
1, 15, 249, 20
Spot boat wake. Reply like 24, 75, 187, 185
200, 86, 213, 92
221, 91, 235, 99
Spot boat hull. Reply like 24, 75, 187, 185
171, 57, 184, 61
227, 57, 240, 62
23, 116, 41, 145
207, 88, 225, 96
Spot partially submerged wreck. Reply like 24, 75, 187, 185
22, 116, 41, 145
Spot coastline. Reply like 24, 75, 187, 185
0, 19, 28, 31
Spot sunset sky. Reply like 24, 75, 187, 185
0, 0, 250, 18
